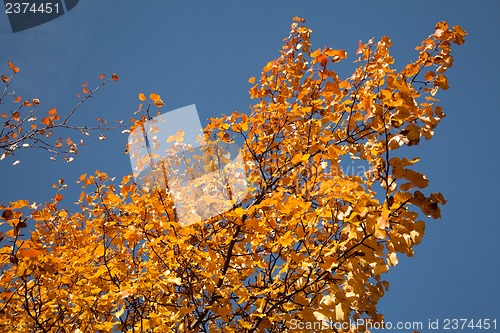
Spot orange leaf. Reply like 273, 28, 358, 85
453, 25, 467, 45
55, 194, 63, 201
8, 61, 20, 73
82, 88, 89, 94
356, 40, 363, 55
248, 77, 256, 84
24, 101, 31, 107
263, 61, 274, 72
317, 54, 329, 67
47, 108, 57, 116
149, 93, 160, 102
311, 49, 322, 59
19, 248, 41, 258
13, 96, 21, 103
154, 99, 164, 107
11, 200, 29, 209
434, 74, 449, 90
325, 49, 347, 62
138, 93, 146, 101
42, 117, 52, 126
1, 75, 8, 82
424, 71, 435, 81
111, 73, 119, 81
78, 173, 87, 183
98, 73, 105, 80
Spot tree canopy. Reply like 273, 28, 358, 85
0, 18, 466, 332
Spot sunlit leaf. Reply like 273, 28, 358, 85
19, 248, 41, 258
149, 93, 161, 101
8, 61, 20, 73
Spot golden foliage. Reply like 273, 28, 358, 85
0, 18, 466, 332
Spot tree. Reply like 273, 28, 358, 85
0, 18, 466, 332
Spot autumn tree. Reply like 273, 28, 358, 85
0, 18, 466, 332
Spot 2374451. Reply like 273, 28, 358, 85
5, 2, 60, 14
443, 319, 497, 330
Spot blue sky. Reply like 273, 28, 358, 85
1, 1, 499, 330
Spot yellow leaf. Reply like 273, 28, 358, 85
167, 276, 182, 285
77, 173, 87, 183
115, 307, 125, 318
377, 209, 390, 229
311, 49, 322, 59
106, 192, 121, 204
95, 244, 105, 257
240, 321, 253, 329
335, 303, 347, 321
234, 207, 245, 216
167, 129, 184, 143
388, 252, 399, 266
263, 61, 274, 72
291, 153, 302, 164
11, 200, 29, 209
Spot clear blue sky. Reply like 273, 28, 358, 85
1, 1, 499, 331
